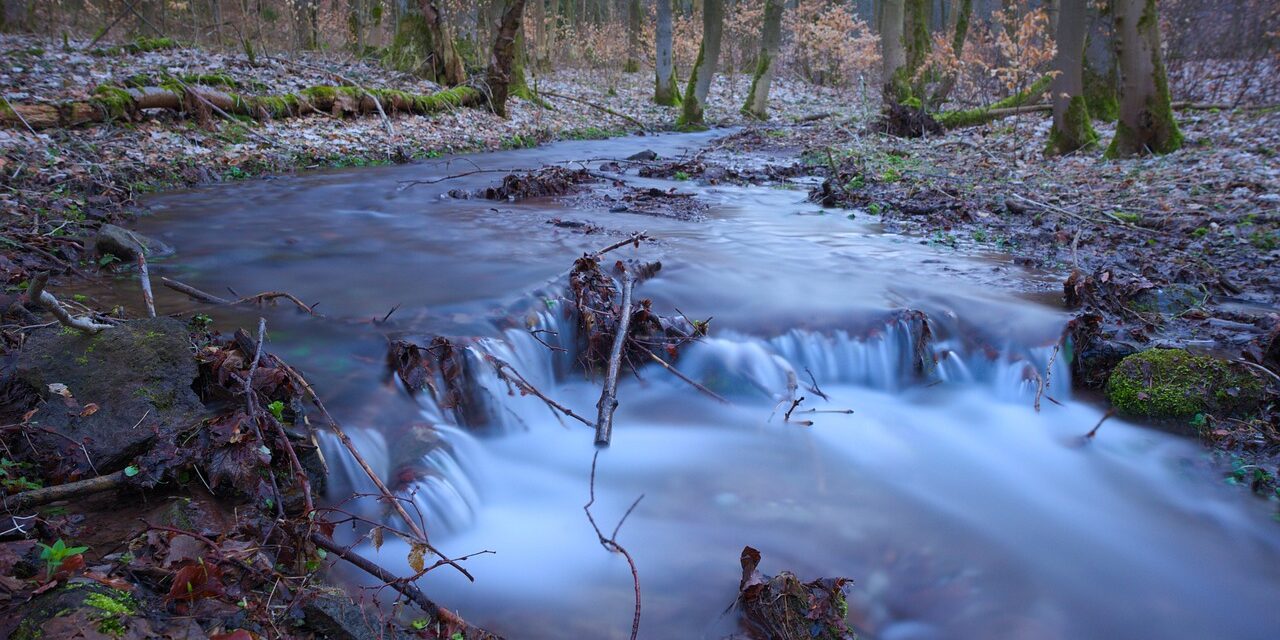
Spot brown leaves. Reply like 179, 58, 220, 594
167, 559, 224, 604
735, 546, 854, 640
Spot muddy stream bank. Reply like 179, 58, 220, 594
71, 131, 1280, 639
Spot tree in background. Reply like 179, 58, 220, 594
1107, 0, 1181, 156
654, 0, 680, 105
624, 0, 642, 72
741, 0, 783, 119
881, 0, 908, 102
1083, 0, 1119, 121
678, 0, 725, 127
487, 0, 528, 117
384, 0, 467, 86
1046, 0, 1100, 154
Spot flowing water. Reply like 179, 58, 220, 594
93, 132, 1279, 638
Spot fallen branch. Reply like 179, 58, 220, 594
309, 533, 484, 635
539, 90, 647, 130
277, 360, 471, 581
2, 470, 126, 512
636, 344, 728, 404
583, 451, 642, 640
595, 271, 635, 447
27, 273, 114, 333
136, 254, 156, 318
485, 354, 593, 428
161, 276, 317, 314
1085, 408, 1117, 440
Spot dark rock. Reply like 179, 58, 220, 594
93, 224, 174, 262
302, 588, 414, 640
14, 317, 203, 477
626, 149, 658, 161
1126, 283, 1204, 316
1, 580, 206, 640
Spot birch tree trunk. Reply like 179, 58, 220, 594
655, 0, 679, 105
741, 0, 783, 120
881, 0, 907, 102
1106, 0, 1181, 157
677, 0, 725, 127
1046, 0, 1099, 154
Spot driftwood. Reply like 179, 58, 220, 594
594, 271, 635, 447
161, 276, 317, 315
137, 254, 156, 318
2, 470, 127, 511
27, 273, 114, 333
540, 90, 648, 130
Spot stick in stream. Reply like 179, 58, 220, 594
486, 354, 593, 428
27, 273, 113, 333
276, 360, 472, 581
583, 450, 643, 640
595, 271, 635, 447
635, 344, 728, 404
136, 254, 156, 318
1085, 408, 1117, 440
161, 276, 317, 315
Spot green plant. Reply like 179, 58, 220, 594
1191, 227, 1209, 238
38, 538, 88, 577
191, 313, 213, 329
0, 458, 41, 493
673, 171, 690, 181
98, 254, 121, 267
267, 400, 285, 422
1113, 211, 1141, 224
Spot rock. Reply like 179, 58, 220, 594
302, 588, 415, 640
93, 224, 174, 262
1126, 283, 1204, 315
1105, 348, 1264, 419
14, 317, 203, 477
626, 149, 657, 161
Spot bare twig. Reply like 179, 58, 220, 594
595, 271, 635, 447
1085, 408, 1117, 440
636, 344, 728, 404
583, 451, 642, 640
803, 368, 830, 401
539, 90, 647, 129
242, 318, 286, 523
27, 273, 113, 333
278, 360, 472, 581
161, 276, 317, 314
2, 470, 126, 512
136, 254, 156, 318
1034, 344, 1061, 413
485, 354, 593, 427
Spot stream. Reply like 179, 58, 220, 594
89, 131, 1279, 639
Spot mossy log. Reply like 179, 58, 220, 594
0, 84, 484, 130
935, 74, 1053, 128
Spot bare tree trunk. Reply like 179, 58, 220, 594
487, 0, 527, 117
624, 0, 642, 72
1107, 0, 1181, 157
677, 0, 724, 127
1083, 0, 1118, 120
741, 0, 782, 119
903, 0, 931, 98
654, 0, 678, 105
1046, 0, 1098, 154
881, 0, 907, 102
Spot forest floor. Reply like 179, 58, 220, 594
1, 33, 1278, 640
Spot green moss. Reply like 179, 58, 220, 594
741, 52, 772, 120
1082, 63, 1119, 122
300, 85, 337, 102
90, 85, 135, 119
937, 74, 1052, 128
677, 40, 707, 127
384, 15, 441, 81
1106, 349, 1264, 419
1046, 95, 1100, 155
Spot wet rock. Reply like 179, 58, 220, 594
626, 149, 657, 161
1106, 348, 1264, 419
1126, 283, 1205, 315
93, 223, 174, 262
301, 588, 414, 640
14, 317, 203, 477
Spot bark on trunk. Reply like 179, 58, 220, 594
486, 0, 528, 118
677, 0, 725, 127
654, 0, 679, 105
1046, 0, 1098, 154
1107, 0, 1181, 157
903, 0, 931, 99
383, 1, 467, 86
1083, 0, 1119, 121
624, 0, 642, 72
0, 84, 485, 130
881, 0, 907, 103
741, 0, 783, 120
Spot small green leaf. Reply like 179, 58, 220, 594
124, 465, 140, 477
266, 400, 285, 421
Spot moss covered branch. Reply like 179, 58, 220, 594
0, 83, 484, 130
935, 74, 1053, 128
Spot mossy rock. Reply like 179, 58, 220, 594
1106, 349, 1264, 419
